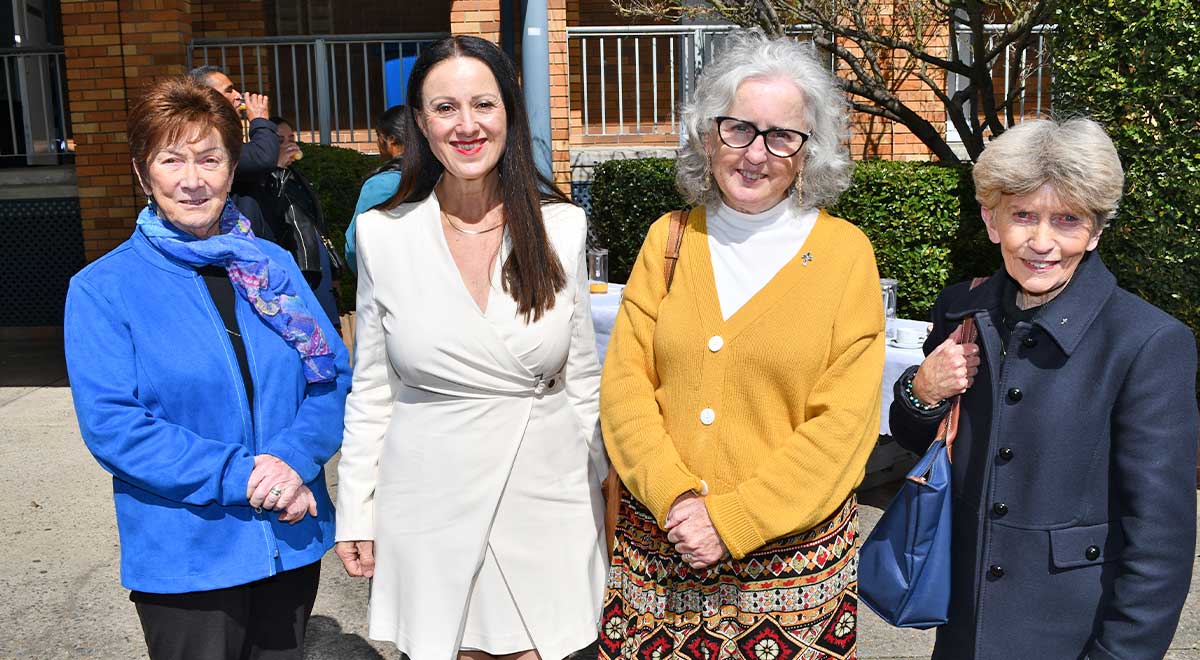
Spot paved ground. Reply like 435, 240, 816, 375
2, 332, 1199, 658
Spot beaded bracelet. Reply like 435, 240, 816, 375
903, 371, 945, 411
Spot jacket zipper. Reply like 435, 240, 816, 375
233, 300, 282, 571
198, 275, 281, 572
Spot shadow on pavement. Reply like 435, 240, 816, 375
305, 615, 388, 659
858, 479, 905, 509
0, 327, 68, 387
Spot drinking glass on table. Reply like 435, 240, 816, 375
588, 247, 609, 294
880, 278, 898, 340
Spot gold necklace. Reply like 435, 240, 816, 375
442, 211, 503, 236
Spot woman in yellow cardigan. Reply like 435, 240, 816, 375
599, 32, 885, 659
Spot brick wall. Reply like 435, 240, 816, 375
191, 0, 273, 103
834, 2, 948, 161
450, 0, 500, 41
194, 0, 265, 37
62, 0, 193, 261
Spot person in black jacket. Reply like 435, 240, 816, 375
250, 116, 341, 329
888, 117, 1199, 660
189, 65, 279, 197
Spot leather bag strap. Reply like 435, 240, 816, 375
663, 209, 688, 291
604, 207, 692, 557
937, 276, 987, 462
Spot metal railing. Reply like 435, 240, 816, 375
188, 33, 447, 147
1, 47, 72, 163
568, 25, 818, 139
947, 23, 1055, 143
570, 23, 1054, 144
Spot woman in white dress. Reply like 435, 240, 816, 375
334, 35, 608, 660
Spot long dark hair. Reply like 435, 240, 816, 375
381, 35, 571, 322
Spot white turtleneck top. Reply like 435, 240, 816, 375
706, 199, 819, 320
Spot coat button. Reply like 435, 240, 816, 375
1085, 545, 1101, 561
547, 378, 556, 388
998, 447, 1014, 461
699, 408, 716, 425
708, 335, 724, 352
992, 502, 1008, 516
1007, 387, 1023, 402
989, 564, 1005, 578
1022, 335, 1037, 348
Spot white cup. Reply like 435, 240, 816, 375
896, 327, 925, 346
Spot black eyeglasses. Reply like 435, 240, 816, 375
714, 116, 810, 158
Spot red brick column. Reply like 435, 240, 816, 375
62, 0, 192, 261
450, 0, 501, 41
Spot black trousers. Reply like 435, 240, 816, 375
130, 561, 321, 660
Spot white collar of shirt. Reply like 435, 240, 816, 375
706, 199, 819, 320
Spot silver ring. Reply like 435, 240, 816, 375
682, 553, 693, 561
269, 486, 283, 497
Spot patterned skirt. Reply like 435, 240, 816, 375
598, 492, 859, 660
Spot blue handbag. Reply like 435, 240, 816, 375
858, 316, 976, 629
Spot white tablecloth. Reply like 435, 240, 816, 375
589, 285, 927, 435
590, 283, 625, 365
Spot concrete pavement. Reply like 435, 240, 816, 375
1, 362, 1198, 658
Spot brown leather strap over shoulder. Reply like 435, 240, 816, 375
663, 209, 689, 291
604, 208, 692, 558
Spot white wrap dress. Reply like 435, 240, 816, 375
336, 193, 608, 660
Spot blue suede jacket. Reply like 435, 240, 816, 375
64, 227, 352, 594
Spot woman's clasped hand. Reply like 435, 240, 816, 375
245, 454, 317, 523
665, 492, 728, 569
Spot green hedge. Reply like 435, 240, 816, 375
588, 157, 996, 320
292, 142, 381, 311
1053, 0, 1200, 346
588, 158, 686, 284
830, 160, 997, 319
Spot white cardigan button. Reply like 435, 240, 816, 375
708, 335, 724, 352
699, 408, 716, 425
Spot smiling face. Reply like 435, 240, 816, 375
137, 127, 235, 239
709, 76, 807, 214
415, 56, 507, 184
982, 183, 1102, 304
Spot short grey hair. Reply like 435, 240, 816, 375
675, 32, 853, 210
188, 65, 226, 86
974, 117, 1124, 229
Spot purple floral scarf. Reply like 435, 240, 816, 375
136, 200, 337, 383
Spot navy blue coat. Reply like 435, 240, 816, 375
890, 253, 1198, 660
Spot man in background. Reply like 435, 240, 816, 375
189, 65, 279, 197
250, 117, 342, 329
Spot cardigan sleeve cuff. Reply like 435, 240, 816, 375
643, 463, 706, 528
706, 491, 767, 560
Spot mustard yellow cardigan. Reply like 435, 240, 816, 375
600, 206, 886, 559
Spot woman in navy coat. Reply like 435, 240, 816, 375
890, 117, 1199, 660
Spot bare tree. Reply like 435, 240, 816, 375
612, 0, 1056, 163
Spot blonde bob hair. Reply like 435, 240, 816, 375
974, 118, 1124, 230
